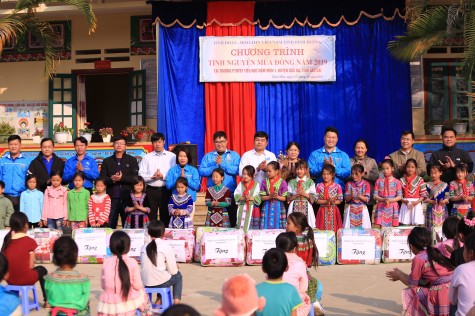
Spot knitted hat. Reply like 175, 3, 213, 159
214, 274, 266, 316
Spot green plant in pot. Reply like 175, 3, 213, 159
0, 121, 15, 143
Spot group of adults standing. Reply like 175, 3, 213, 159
0, 125, 472, 228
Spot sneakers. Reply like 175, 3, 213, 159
313, 301, 325, 316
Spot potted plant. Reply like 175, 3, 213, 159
0, 121, 15, 143
78, 122, 95, 143
53, 122, 74, 144
424, 120, 445, 135
120, 126, 155, 142
32, 128, 44, 144
451, 119, 468, 135
99, 127, 114, 143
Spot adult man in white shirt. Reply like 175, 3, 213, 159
139, 133, 176, 224
239, 131, 277, 185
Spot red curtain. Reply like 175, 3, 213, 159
204, 1, 256, 156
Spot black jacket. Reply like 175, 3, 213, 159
427, 145, 474, 183
100, 153, 139, 198
28, 153, 65, 192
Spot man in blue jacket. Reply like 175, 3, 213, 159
0, 135, 31, 212
308, 126, 351, 188
62, 136, 99, 191
199, 131, 240, 227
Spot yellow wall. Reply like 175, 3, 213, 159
0, 12, 157, 127
413, 108, 424, 136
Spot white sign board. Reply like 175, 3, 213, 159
314, 233, 328, 256
204, 234, 239, 260
76, 230, 107, 257
388, 235, 414, 260
163, 239, 187, 263
199, 35, 336, 82
125, 230, 145, 257
251, 235, 278, 260
341, 235, 375, 260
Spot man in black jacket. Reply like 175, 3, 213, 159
28, 138, 65, 192
100, 135, 139, 228
427, 127, 474, 184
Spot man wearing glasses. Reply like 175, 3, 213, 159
199, 131, 240, 227
100, 135, 139, 228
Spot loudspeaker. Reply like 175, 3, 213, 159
168, 143, 199, 168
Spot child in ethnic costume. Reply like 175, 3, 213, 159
449, 163, 474, 218
168, 177, 194, 229
386, 227, 454, 316
343, 164, 371, 229
374, 159, 402, 227
286, 212, 324, 314
260, 161, 288, 229
400, 159, 428, 226
425, 165, 449, 229
123, 176, 151, 229
205, 168, 232, 227
235, 165, 261, 232
315, 164, 343, 234
45, 237, 90, 315
287, 160, 317, 228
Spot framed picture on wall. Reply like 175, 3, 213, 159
28, 24, 65, 49
3, 36, 16, 50
139, 19, 155, 43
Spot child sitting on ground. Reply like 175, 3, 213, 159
256, 248, 302, 316
45, 236, 90, 314
0, 253, 21, 316
214, 274, 266, 316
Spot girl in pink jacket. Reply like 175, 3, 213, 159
42, 171, 68, 229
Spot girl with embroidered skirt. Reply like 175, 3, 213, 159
374, 159, 403, 227
67, 172, 90, 229
235, 165, 261, 232
315, 164, 343, 234
287, 160, 317, 229
205, 168, 232, 227
260, 161, 288, 229
449, 163, 475, 219
425, 165, 450, 229
386, 227, 455, 316
165, 146, 200, 220
168, 177, 194, 229
399, 159, 428, 226
123, 176, 151, 229
343, 164, 371, 229
98, 231, 151, 316
286, 212, 323, 314
42, 170, 68, 229
88, 176, 111, 228
20, 174, 44, 228
45, 237, 90, 315
276, 232, 312, 316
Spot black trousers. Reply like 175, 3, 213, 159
5, 195, 20, 212
228, 198, 237, 228
109, 198, 126, 229
146, 186, 172, 225
34, 266, 48, 302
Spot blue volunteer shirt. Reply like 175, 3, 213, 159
0, 153, 31, 196
42, 155, 53, 176
199, 149, 240, 192
62, 154, 99, 189
166, 164, 200, 201
308, 146, 351, 188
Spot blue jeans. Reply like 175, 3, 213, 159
47, 218, 64, 229
146, 271, 183, 300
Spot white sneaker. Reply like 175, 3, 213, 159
313, 301, 325, 316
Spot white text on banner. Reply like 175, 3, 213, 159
199, 36, 336, 82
